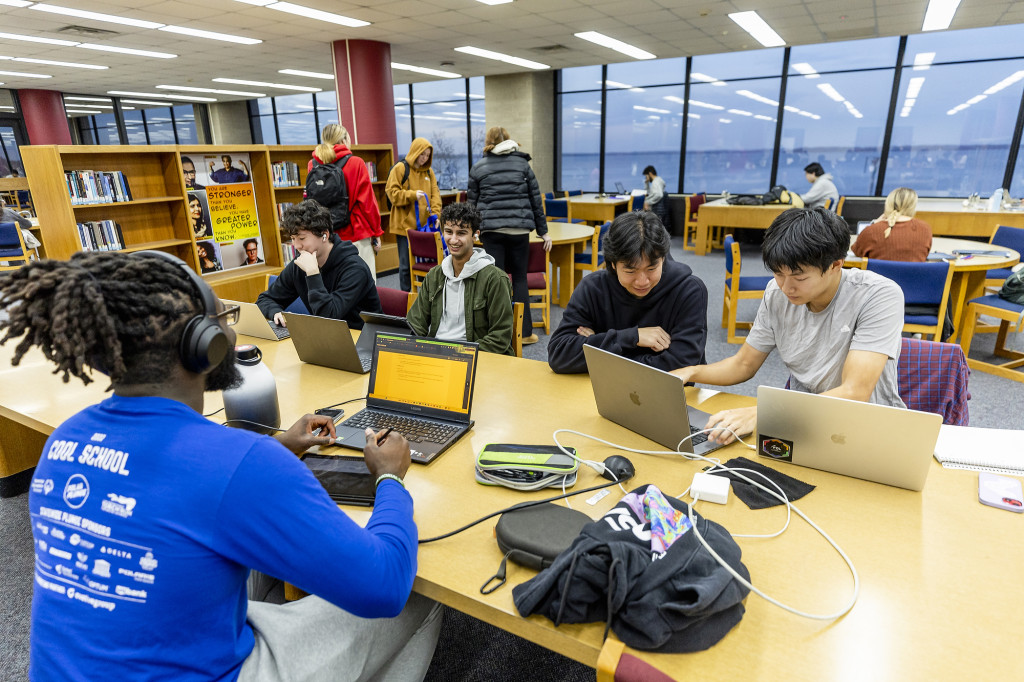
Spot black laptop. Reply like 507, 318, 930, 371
333, 333, 479, 464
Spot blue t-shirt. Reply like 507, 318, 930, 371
28, 395, 416, 681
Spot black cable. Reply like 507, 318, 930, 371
204, 407, 224, 418
322, 397, 367, 410
221, 418, 287, 433
418, 478, 622, 544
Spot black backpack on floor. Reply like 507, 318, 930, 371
305, 154, 351, 229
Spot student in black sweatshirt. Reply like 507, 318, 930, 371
548, 211, 708, 374
257, 200, 381, 329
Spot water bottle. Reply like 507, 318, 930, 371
222, 344, 281, 435
988, 188, 1004, 212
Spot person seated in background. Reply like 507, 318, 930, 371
548, 211, 708, 374
407, 202, 514, 355
0, 250, 441, 681
642, 165, 670, 226
0, 195, 32, 230
672, 208, 905, 445
851, 187, 932, 261
257, 200, 381, 329
800, 162, 839, 210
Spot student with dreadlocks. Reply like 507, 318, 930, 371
0, 251, 441, 681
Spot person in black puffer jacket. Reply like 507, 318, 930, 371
468, 126, 551, 343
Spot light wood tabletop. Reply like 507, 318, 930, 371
695, 198, 1024, 256
534, 221, 596, 305
3, 336, 1023, 679
568, 193, 631, 224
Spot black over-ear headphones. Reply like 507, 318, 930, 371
134, 250, 230, 375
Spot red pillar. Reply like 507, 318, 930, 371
18, 90, 72, 145
331, 39, 397, 149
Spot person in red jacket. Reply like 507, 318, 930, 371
309, 123, 384, 280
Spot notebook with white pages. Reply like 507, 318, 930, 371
933, 425, 1024, 476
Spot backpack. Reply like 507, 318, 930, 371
726, 194, 764, 205
305, 154, 351, 229
762, 185, 804, 207
383, 159, 411, 210
998, 265, 1024, 305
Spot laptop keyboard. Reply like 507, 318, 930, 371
271, 323, 290, 340
344, 412, 460, 443
689, 425, 709, 446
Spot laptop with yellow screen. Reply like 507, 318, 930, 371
332, 333, 479, 464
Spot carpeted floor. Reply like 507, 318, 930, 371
1, 235, 1021, 680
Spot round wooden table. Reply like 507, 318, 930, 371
531, 221, 595, 305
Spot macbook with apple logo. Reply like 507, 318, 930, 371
582, 345, 726, 456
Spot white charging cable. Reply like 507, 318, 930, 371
548, 426, 860, 621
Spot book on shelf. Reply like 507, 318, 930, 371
282, 243, 298, 265
276, 201, 295, 223
65, 170, 133, 205
272, 161, 301, 188
76, 220, 125, 252
365, 160, 377, 182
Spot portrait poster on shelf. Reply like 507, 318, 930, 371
180, 152, 263, 273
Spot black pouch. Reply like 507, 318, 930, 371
480, 503, 591, 594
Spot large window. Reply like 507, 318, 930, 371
65, 95, 202, 145
0, 90, 25, 177
248, 92, 340, 145
557, 25, 1024, 198
392, 77, 485, 189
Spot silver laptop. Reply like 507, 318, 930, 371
583, 345, 726, 456
333, 333, 479, 464
614, 181, 627, 195
282, 312, 371, 374
756, 386, 942, 491
222, 299, 289, 341
856, 220, 872, 234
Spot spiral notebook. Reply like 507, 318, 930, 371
933, 425, 1024, 475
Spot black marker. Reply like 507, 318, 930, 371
376, 427, 394, 446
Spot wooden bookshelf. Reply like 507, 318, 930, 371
266, 144, 397, 274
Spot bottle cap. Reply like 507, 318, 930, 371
234, 344, 263, 365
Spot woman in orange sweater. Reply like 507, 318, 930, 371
851, 187, 932, 261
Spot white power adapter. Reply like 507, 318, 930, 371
691, 472, 731, 505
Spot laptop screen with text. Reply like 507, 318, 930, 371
368, 334, 477, 416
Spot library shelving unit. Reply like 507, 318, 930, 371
266, 143, 398, 274
21, 145, 285, 302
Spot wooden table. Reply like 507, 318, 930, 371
533, 221, 595, 305
695, 198, 1024, 256
3, 338, 1024, 680
568, 193, 630, 224
845, 236, 1019, 342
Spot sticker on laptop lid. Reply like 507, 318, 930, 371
759, 436, 793, 462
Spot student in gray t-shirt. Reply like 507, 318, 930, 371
672, 208, 905, 445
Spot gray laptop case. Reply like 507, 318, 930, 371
583, 345, 725, 456
756, 386, 942, 491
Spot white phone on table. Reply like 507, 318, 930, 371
978, 473, 1024, 513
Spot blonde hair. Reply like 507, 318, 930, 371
482, 126, 511, 155
315, 123, 349, 163
883, 187, 918, 237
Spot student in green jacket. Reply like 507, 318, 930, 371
407, 202, 515, 355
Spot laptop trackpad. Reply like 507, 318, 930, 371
334, 425, 368, 449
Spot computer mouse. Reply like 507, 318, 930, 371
601, 455, 636, 482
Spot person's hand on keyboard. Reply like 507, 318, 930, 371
363, 428, 411, 481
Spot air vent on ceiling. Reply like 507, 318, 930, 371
531, 44, 570, 53
56, 25, 122, 37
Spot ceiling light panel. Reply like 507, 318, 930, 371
0, 32, 77, 46
0, 69, 51, 78
265, 2, 369, 27
574, 31, 655, 60
391, 62, 462, 79
159, 26, 261, 45
213, 77, 320, 92
108, 90, 218, 101
922, 0, 962, 32
728, 11, 785, 48
279, 69, 334, 80
454, 46, 548, 70
30, 4, 164, 29
13, 57, 107, 70
156, 84, 266, 97
76, 44, 177, 59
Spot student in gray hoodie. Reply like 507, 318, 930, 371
800, 162, 839, 209
407, 202, 515, 355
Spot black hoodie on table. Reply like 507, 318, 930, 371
547, 259, 708, 374
257, 234, 381, 329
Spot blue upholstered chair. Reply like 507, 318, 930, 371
985, 225, 1024, 290
543, 198, 584, 224
865, 260, 954, 341
566, 189, 583, 196
630, 193, 644, 212
265, 274, 310, 314
0, 222, 31, 272
722, 235, 772, 344
573, 221, 611, 277
959, 294, 1024, 384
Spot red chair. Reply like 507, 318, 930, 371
406, 229, 445, 293
376, 285, 414, 316
526, 241, 550, 334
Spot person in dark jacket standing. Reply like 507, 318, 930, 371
468, 126, 551, 345
548, 211, 708, 374
257, 200, 381, 329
